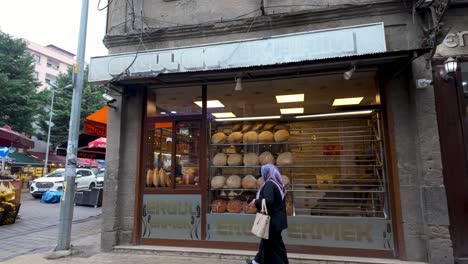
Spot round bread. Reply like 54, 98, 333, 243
212, 153, 227, 166
182, 174, 194, 185
277, 152, 294, 166
227, 132, 243, 144
274, 124, 290, 131
243, 131, 258, 143
281, 175, 290, 187
211, 176, 226, 189
263, 122, 277, 130
256, 177, 265, 189
227, 199, 242, 213
212, 132, 227, 144
286, 201, 293, 215
232, 123, 242, 132
211, 199, 227, 213
274, 129, 290, 142
243, 202, 257, 214
146, 169, 153, 187
227, 154, 243, 166
252, 123, 264, 131
226, 175, 242, 188
241, 123, 253, 132
242, 175, 257, 189
259, 151, 275, 165
243, 153, 259, 166
258, 131, 274, 143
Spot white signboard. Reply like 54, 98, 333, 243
89, 23, 386, 82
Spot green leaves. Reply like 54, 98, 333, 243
0, 32, 40, 135
35, 68, 105, 147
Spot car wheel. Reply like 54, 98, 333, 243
32, 194, 42, 199
89, 183, 95, 190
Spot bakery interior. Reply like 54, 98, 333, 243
143, 71, 390, 219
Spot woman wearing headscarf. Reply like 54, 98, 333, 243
246, 164, 288, 264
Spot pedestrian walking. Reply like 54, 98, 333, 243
246, 164, 289, 264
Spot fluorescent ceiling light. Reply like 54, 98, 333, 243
160, 112, 166, 114
332, 97, 364, 106
296, 110, 374, 119
194, 100, 224, 108
216, 115, 281, 122
212, 112, 236, 118
276, 94, 304, 103
463, 82, 467, 86
280, 108, 304, 114
171, 111, 177, 114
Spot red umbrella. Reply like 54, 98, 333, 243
0, 125, 34, 149
88, 137, 106, 148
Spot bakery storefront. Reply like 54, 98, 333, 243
91, 23, 410, 258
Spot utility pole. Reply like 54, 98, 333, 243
56, 0, 89, 251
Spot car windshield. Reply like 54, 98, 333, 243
46, 170, 65, 178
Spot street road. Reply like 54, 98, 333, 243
0, 193, 101, 261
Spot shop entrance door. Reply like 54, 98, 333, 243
433, 62, 468, 263
138, 115, 208, 244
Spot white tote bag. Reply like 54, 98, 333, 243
251, 199, 270, 239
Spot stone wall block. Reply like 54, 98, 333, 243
422, 186, 450, 226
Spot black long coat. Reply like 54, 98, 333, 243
255, 181, 288, 233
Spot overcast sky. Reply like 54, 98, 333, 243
0, 0, 108, 61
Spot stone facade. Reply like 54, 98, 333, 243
99, 0, 456, 263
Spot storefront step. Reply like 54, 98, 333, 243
113, 246, 427, 264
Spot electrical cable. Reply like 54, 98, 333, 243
98, 0, 115, 11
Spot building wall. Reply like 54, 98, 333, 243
100, 1, 454, 262
26, 40, 75, 92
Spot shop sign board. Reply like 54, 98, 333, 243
206, 214, 393, 250
142, 194, 202, 240
89, 23, 386, 82
435, 16, 468, 57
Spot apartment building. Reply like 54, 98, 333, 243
26, 40, 75, 92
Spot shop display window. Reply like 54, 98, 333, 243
206, 74, 390, 218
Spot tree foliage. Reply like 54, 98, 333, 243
36, 68, 105, 147
0, 32, 40, 135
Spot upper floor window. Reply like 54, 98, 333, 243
33, 71, 39, 80
46, 58, 60, 70
32, 54, 41, 65
45, 74, 57, 87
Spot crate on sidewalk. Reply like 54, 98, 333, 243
74, 187, 103, 208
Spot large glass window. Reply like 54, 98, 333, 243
147, 86, 202, 117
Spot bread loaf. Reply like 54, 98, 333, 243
146, 169, 153, 187
258, 131, 274, 143
227, 132, 243, 144
281, 175, 290, 187
227, 199, 242, 213
263, 122, 277, 130
252, 123, 264, 131
243, 202, 257, 214
226, 175, 242, 188
274, 124, 290, 131
256, 177, 265, 189
232, 123, 242, 132
274, 129, 290, 142
259, 151, 275, 165
243, 153, 259, 166
212, 153, 227, 166
158, 169, 167, 187
277, 152, 294, 166
227, 154, 243, 166
153, 169, 160, 187
241, 124, 252, 132
243, 131, 258, 143
242, 175, 257, 189
211, 132, 227, 144
211, 176, 226, 189
211, 199, 227, 213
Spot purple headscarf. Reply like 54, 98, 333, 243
256, 164, 286, 200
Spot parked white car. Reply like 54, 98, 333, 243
30, 168, 98, 199
96, 168, 105, 187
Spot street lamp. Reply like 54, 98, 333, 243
444, 57, 458, 75
43, 83, 72, 176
